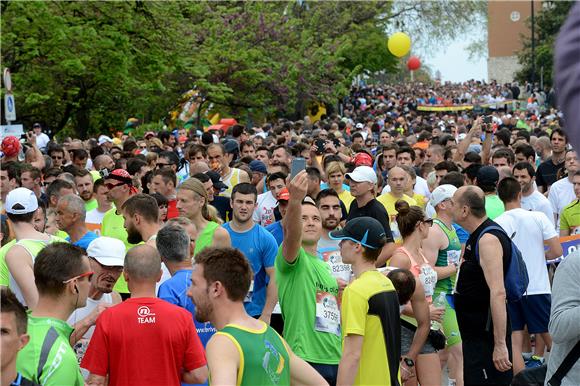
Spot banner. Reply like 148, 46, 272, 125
417, 100, 516, 112
546, 234, 580, 264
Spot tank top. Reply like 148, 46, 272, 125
194, 221, 219, 256
222, 168, 241, 197
9, 236, 66, 306
433, 219, 461, 295
216, 323, 291, 386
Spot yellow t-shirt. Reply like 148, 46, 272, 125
376, 193, 417, 223
411, 193, 427, 209
338, 190, 355, 213
341, 270, 401, 386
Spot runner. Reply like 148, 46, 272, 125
189, 246, 327, 386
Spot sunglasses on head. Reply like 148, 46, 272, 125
105, 182, 126, 190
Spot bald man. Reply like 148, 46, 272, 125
377, 166, 417, 241
82, 245, 208, 385
451, 186, 514, 385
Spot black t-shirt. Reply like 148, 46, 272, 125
536, 158, 565, 190
347, 198, 394, 243
210, 196, 232, 222
454, 218, 511, 336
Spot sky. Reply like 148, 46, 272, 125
422, 24, 488, 83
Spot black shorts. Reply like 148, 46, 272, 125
462, 334, 513, 386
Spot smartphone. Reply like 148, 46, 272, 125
290, 157, 306, 179
483, 115, 493, 124
315, 139, 326, 155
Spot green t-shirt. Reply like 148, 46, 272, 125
275, 246, 341, 364
17, 315, 84, 386
484, 194, 505, 220
101, 208, 138, 293
216, 323, 291, 386
84, 198, 98, 212
560, 200, 580, 234
0, 239, 16, 287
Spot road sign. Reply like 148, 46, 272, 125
4, 94, 16, 121
3, 68, 12, 92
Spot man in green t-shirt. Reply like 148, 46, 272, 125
188, 246, 326, 386
16, 242, 91, 386
475, 166, 505, 220
275, 171, 342, 385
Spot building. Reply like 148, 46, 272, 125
487, 1, 541, 84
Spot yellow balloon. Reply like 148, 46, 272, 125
388, 32, 411, 58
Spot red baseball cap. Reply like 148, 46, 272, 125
352, 152, 373, 167
1, 136, 20, 158
277, 188, 290, 202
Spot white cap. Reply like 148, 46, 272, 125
355, 123, 364, 129
430, 184, 458, 208
98, 135, 113, 145
5, 188, 38, 215
345, 166, 377, 184
86, 237, 126, 267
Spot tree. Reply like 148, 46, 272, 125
516, 1, 574, 88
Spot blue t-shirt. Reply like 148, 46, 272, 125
158, 269, 216, 386
66, 231, 99, 250
265, 221, 284, 246
320, 182, 350, 192
453, 223, 470, 244
222, 223, 277, 316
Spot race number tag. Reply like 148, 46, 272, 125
321, 250, 351, 282
447, 250, 461, 266
244, 280, 254, 303
419, 264, 437, 298
315, 291, 340, 336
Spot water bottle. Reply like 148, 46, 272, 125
430, 292, 447, 331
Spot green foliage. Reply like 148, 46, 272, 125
2, 1, 487, 137
516, 1, 574, 87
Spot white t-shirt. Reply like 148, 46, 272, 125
548, 177, 575, 230
35, 132, 50, 151
495, 208, 558, 295
381, 175, 431, 198
253, 191, 277, 227
521, 190, 555, 228
86, 208, 107, 225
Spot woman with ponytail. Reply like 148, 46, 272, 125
176, 178, 230, 256
389, 200, 443, 386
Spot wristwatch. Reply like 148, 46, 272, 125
402, 357, 415, 367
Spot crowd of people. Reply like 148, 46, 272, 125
1, 80, 579, 386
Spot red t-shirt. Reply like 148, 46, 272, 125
81, 297, 206, 386
167, 199, 179, 220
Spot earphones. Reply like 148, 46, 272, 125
74, 285, 79, 294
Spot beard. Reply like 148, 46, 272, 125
127, 226, 144, 244
194, 297, 213, 323
322, 217, 339, 230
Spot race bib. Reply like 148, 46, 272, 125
73, 338, 90, 364
244, 280, 254, 303
419, 263, 437, 298
447, 250, 461, 266
315, 291, 340, 336
321, 250, 351, 282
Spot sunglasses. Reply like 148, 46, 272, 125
105, 182, 125, 190
51, 155, 63, 160
63, 271, 94, 283
156, 163, 173, 169
422, 218, 434, 227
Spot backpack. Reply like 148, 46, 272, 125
474, 225, 529, 303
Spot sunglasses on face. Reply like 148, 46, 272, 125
105, 182, 125, 190
422, 218, 434, 227
156, 163, 173, 169
63, 270, 94, 284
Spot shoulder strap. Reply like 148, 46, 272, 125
547, 340, 580, 386
474, 225, 507, 260
37, 326, 59, 380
